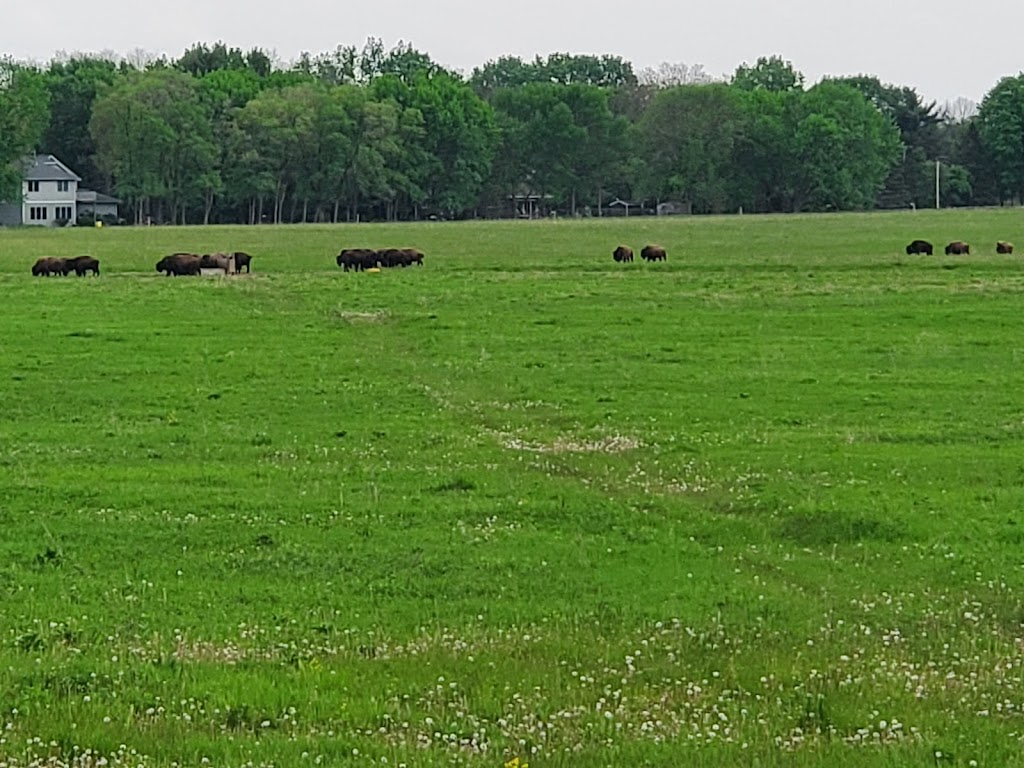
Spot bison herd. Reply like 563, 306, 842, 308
155, 252, 253, 276
30, 255, 101, 276
30, 251, 254, 277
906, 239, 1015, 256
24, 236, 1024, 279
337, 247, 425, 271
613, 244, 667, 263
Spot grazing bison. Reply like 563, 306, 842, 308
997, 241, 1015, 254
63, 255, 100, 276
232, 252, 253, 272
640, 244, 667, 262
337, 248, 378, 272
905, 239, 933, 255
400, 248, 424, 266
945, 241, 970, 255
613, 245, 634, 263
156, 253, 202, 276
376, 248, 407, 268
31, 257, 66, 276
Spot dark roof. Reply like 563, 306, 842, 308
24, 154, 81, 182
76, 189, 121, 205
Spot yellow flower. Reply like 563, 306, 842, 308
505, 758, 529, 768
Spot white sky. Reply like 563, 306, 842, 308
2, 0, 1020, 106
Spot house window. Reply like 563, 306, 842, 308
27, 181, 39, 192
55, 206, 72, 220
29, 206, 48, 221
57, 181, 70, 192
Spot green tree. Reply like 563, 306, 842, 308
634, 84, 746, 213
372, 71, 497, 217
42, 56, 118, 191
471, 53, 636, 98
491, 84, 585, 210
830, 76, 941, 207
232, 84, 321, 223
199, 68, 266, 222
732, 55, 804, 92
789, 82, 901, 210
977, 75, 1024, 202
0, 60, 49, 201
90, 69, 217, 223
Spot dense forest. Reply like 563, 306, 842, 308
1, 40, 1022, 225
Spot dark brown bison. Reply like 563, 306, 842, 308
400, 248, 424, 266
232, 252, 253, 272
31, 257, 66, 276
376, 248, 407, 268
613, 245, 634, 263
905, 239, 933, 255
641, 244, 667, 262
945, 241, 970, 255
997, 241, 1015, 254
337, 248, 378, 272
156, 253, 202, 276
63, 255, 100, 276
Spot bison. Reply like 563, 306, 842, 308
376, 248, 407, 268
337, 248, 378, 272
156, 253, 202, 276
613, 245, 634, 263
997, 241, 1015, 254
905, 239, 933, 255
31, 257, 66, 276
641, 244, 667, 262
232, 252, 253, 273
63, 255, 100, 276
945, 241, 970, 255
400, 248, 424, 266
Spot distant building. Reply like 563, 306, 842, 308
656, 201, 692, 216
0, 154, 120, 227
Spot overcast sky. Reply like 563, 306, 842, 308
2, 0, 1020, 106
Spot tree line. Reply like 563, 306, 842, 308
0, 42, 1021, 225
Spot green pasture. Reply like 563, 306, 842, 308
2, 210, 1024, 766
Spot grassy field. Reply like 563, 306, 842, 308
2, 210, 1024, 767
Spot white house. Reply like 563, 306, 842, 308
0, 154, 119, 227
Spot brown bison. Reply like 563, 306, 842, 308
905, 239, 933, 255
997, 241, 1015, 254
641, 244, 667, 262
613, 245, 634, 263
156, 253, 202, 276
31, 257, 66, 276
376, 248, 407, 268
232, 252, 253, 272
337, 248, 378, 272
63, 255, 100, 276
400, 248, 424, 266
945, 241, 970, 255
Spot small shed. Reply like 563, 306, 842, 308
657, 201, 692, 216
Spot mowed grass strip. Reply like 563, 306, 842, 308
1, 210, 1024, 766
